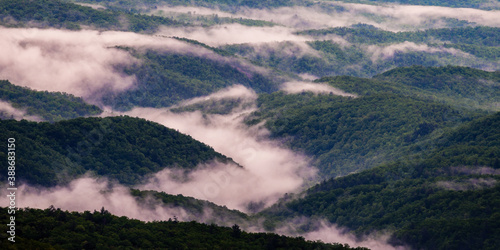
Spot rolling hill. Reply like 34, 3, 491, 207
260, 111, 500, 250
0, 116, 236, 186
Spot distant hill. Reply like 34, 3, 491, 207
260, 111, 500, 250
0, 207, 365, 249
320, 66, 500, 111
0, 80, 102, 122
0, 0, 181, 32
102, 48, 278, 110
332, 0, 500, 10
69, 0, 304, 11
374, 65, 500, 110
258, 26, 500, 77
0, 116, 236, 186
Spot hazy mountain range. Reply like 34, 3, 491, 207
0, 0, 499, 249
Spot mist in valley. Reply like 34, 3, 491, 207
1, 0, 499, 247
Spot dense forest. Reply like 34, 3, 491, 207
334, 0, 500, 9
227, 25, 500, 78
319, 66, 500, 111
0, 0, 181, 32
70, 0, 304, 11
0, 207, 366, 249
0, 80, 102, 122
0, 116, 235, 186
246, 89, 478, 177
373, 66, 500, 110
300, 26, 500, 47
130, 189, 251, 226
1, 0, 500, 248
260, 111, 500, 250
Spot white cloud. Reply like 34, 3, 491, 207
0, 100, 41, 121
366, 41, 472, 61
280, 81, 357, 97
157, 24, 311, 46
112, 85, 318, 212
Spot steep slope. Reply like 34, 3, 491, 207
246, 90, 476, 177
260, 111, 500, 250
0, 207, 365, 249
0, 80, 102, 122
0, 116, 235, 186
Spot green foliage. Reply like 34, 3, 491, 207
317, 66, 500, 112
0, 80, 102, 122
72, 0, 305, 11
226, 26, 499, 78
374, 65, 500, 111
301, 25, 500, 47
103, 49, 277, 110
130, 189, 250, 225
270, 26, 500, 77
0, 116, 234, 186
0, 0, 181, 32
0, 207, 364, 249
331, 0, 499, 10
443, 43, 500, 60
158, 11, 276, 27
170, 97, 254, 115
246, 90, 474, 177
261, 111, 500, 250
171, 36, 235, 57
0, 0, 119, 30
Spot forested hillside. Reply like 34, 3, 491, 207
319, 66, 500, 111
261, 111, 500, 250
0, 116, 235, 186
246, 90, 477, 177
0, 207, 365, 250
230, 25, 500, 78
374, 66, 500, 110
70, 0, 304, 11
1, 0, 499, 248
0, 0, 181, 32
0, 80, 102, 121
103, 48, 277, 110
301, 26, 500, 47
130, 189, 250, 225
334, 0, 500, 9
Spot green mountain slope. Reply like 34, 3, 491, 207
0, 80, 102, 122
0, 0, 181, 32
373, 65, 500, 110
70, 0, 304, 11
319, 66, 500, 111
103, 48, 278, 110
0, 116, 235, 186
301, 26, 500, 47
260, 111, 500, 250
256, 26, 500, 77
246, 90, 476, 177
131, 189, 250, 226
333, 0, 499, 9
0, 207, 365, 249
